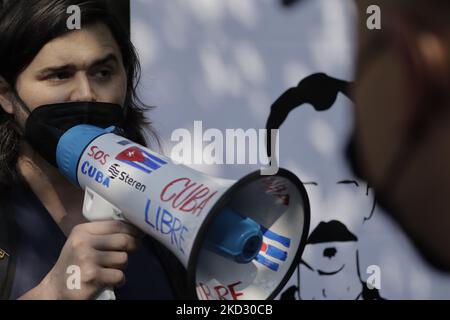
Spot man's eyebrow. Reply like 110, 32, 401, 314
337, 180, 359, 187
90, 53, 120, 69
303, 181, 318, 186
37, 53, 120, 75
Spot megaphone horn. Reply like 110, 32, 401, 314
56, 124, 310, 300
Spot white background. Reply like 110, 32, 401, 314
131, 0, 450, 299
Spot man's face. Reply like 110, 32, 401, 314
352, 1, 450, 269
352, 1, 409, 190
11, 22, 127, 127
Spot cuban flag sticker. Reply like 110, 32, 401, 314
116, 141, 167, 174
255, 227, 291, 272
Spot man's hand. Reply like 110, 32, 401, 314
22, 220, 141, 300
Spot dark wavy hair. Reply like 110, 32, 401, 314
0, 0, 158, 186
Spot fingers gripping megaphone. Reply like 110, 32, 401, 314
55, 125, 310, 300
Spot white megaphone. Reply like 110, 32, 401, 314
55, 124, 310, 300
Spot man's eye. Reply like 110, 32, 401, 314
94, 69, 112, 79
47, 71, 72, 81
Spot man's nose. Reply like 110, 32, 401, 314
69, 73, 97, 102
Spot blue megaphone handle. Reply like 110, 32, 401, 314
205, 207, 263, 264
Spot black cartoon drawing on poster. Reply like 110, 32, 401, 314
289, 220, 383, 300
266, 73, 384, 300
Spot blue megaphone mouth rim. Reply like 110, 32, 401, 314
187, 168, 311, 300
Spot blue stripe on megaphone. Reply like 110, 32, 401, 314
255, 254, 279, 271
122, 160, 152, 174
260, 226, 291, 248
141, 149, 168, 165
265, 244, 288, 261
117, 140, 132, 146
140, 156, 164, 170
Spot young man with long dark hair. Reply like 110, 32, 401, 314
0, 0, 185, 299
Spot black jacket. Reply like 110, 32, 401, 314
0, 187, 17, 299
0, 184, 189, 300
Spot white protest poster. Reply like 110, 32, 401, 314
130, 0, 450, 299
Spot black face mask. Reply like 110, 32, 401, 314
17, 98, 125, 167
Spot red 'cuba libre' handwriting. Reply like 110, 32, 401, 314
197, 281, 244, 300
160, 178, 218, 216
